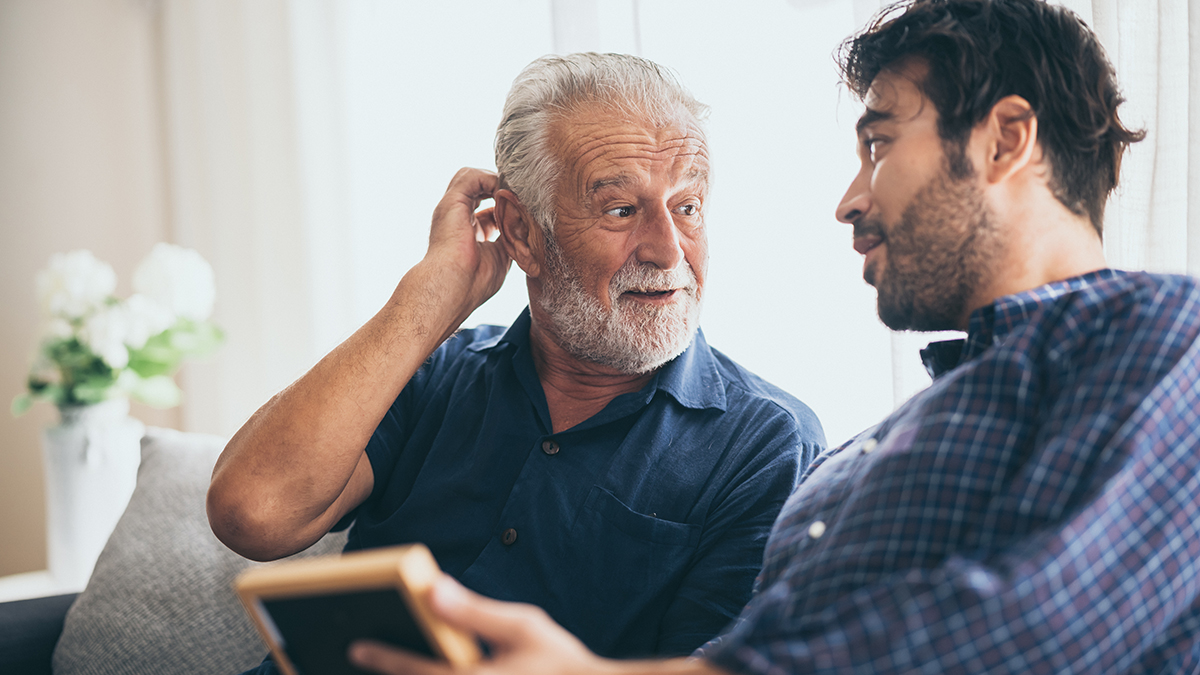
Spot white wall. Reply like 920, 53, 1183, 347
0, 0, 178, 576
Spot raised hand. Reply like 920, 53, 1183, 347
424, 168, 514, 319
209, 169, 515, 562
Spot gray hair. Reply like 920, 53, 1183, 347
494, 52, 710, 233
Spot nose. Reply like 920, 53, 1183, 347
836, 169, 871, 224
635, 202, 685, 270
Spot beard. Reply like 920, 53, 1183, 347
859, 161, 1002, 332
536, 237, 703, 375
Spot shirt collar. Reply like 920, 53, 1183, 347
653, 328, 727, 411
921, 268, 1119, 378
475, 307, 726, 412
492, 307, 532, 351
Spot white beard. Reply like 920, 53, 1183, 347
536, 237, 702, 375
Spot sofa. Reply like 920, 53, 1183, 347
0, 427, 348, 675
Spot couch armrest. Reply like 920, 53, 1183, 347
0, 593, 78, 675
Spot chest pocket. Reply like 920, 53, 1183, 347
555, 485, 702, 657
579, 486, 701, 545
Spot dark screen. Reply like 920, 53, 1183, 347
262, 588, 434, 675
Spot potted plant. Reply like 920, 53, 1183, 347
13, 243, 223, 587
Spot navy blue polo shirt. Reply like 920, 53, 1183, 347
343, 308, 825, 658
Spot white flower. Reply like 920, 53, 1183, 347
133, 243, 216, 321
81, 304, 131, 369
41, 318, 74, 340
36, 250, 116, 319
122, 294, 174, 349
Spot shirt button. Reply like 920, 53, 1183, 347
861, 438, 878, 454
541, 439, 560, 455
808, 520, 826, 539
501, 528, 518, 545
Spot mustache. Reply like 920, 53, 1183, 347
853, 219, 885, 240
610, 260, 698, 296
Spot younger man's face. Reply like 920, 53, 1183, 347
836, 59, 1004, 332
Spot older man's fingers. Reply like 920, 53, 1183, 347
348, 639, 454, 675
446, 167, 498, 210
474, 206, 501, 242
431, 168, 497, 238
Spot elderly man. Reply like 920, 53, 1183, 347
207, 52, 825, 668
345, 1, 1200, 674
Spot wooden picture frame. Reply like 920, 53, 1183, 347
235, 544, 481, 675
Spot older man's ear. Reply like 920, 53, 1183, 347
493, 188, 543, 279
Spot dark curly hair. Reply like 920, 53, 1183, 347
838, 0, 1145, 235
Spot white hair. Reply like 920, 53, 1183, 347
494, 52, 710, 233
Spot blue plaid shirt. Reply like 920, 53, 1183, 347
704, 269, 1200, 674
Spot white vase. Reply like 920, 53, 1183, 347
41, 398, 145, 590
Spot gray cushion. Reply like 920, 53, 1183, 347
53, 427, 348, 675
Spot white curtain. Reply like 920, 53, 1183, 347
159, 0, 1200, 447
1080, 0, 1200, 277
162, 0, 309, 435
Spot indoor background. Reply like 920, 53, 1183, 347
1, 0, 1195, 578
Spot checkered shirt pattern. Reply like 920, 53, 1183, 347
703, 269, 1200, 674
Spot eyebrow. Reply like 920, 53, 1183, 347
585, 169, 710, 200
587, 175, 635, 198
856, 108, 894, 136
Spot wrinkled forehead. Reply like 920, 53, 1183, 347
549, 104, 710, 191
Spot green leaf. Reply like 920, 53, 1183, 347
40, 384, 66, 407
131, 375, 182, 408
45, 338, 113, 400
28, 376, 50, 394
72, 374, 117, 405
126, 345, 181, 377
168, 321, 225, 356
11, 394, 32, 417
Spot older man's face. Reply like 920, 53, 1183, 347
532, 105, 710, 374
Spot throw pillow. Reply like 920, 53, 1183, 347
53, 427, 348, 675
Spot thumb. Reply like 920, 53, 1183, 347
429, 575, 543, 649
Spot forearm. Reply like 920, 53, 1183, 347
207, 260, 478, 560
599, 657, 727, 675
705, 479, 1200, 673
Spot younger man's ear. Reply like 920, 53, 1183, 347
980, 94, 1039, 184
493, 189, 543, 278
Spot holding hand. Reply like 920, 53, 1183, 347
348, 576, 724, 675
348, 575, 604, 675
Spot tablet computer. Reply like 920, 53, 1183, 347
235, 543, 481, 675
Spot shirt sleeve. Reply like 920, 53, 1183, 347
703, 318, 1200, 674
653, 406, 821, 656
333, 327, 489, 531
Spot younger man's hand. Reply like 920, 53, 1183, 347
348, 575, 606, 675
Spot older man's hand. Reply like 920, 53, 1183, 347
422, 167, 513, 322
